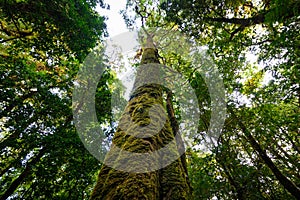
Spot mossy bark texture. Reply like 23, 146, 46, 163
91, 48, 190, 200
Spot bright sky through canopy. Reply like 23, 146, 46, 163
97, 0, 128, 37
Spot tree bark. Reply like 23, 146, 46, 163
91, 44, 190, 199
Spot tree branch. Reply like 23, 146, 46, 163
204, 13, 265, 26
0, 36, 23, 43
241, 39, 273, 46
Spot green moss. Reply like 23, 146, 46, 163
91, 47, 191, 200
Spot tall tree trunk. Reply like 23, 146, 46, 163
229, 108, 300, 199
91, 42, 190, 199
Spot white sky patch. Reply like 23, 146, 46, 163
96, 0, 142, 101
245, 52, 258, 63
97, 0, 128, 37
99, 0, 162, 110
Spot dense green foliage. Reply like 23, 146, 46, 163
0, 0, 113, 199
1, 0, 299, 199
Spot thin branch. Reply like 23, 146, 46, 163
241, 39, 273, 46
0, 36, 23, 43
230, 25, 246, 40
204, 13, 265, 26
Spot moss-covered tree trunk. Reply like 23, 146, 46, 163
91, 42, 190, 199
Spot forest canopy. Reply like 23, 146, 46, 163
1, 0, 300, 199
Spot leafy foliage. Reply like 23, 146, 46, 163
0, 0, 114, 199
2, 0, 300, 199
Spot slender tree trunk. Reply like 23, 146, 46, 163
0, 147, 46, 200
229, 109, 300, 199
91, 43, 190, 199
